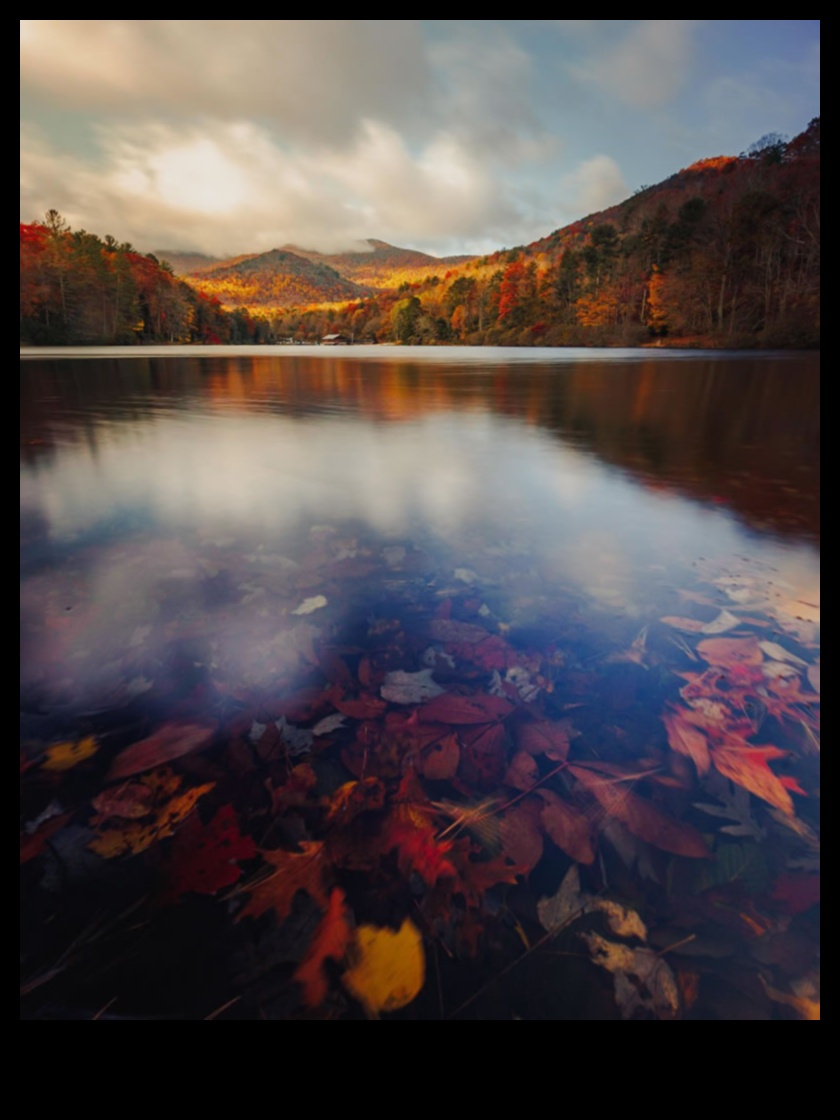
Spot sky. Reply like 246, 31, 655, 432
20, 20, 820, 259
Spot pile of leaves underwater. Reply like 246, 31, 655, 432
21, 572, 819, 1020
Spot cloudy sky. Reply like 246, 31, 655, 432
20, 20, 820, 258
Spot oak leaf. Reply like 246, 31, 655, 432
236, 841, 330, 924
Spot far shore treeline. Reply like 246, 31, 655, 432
20, 119, 819, 350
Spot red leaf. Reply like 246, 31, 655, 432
325, 778, 386, 826
663, 710, 711, 775
503, 751, 539, 791
421, 734, 460, 780
499, 799, 544, 872
697, 637, 763, 669
107, 722, 215, 780
419, 693, 513, 725
538, 789, 597, 864
167, 805, 257, 899
771, 873, 820, 915
711, 742, 795, 816
458, 722, 507, 789
293, 888, 354, 1007
380, 820, 456, 888
333, 694, 388, 720
569, 764, 709, 858
236, 841, 330, 924
518, 720, 571, 761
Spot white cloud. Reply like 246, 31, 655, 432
20, 118, 537, 255
563, 155, 628, 217
20, 20, 432, 146
571, 20, 700, 108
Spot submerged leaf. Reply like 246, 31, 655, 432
663, 711, 711, 775
107, 722, 214, 780
701, 610, 741, 634
343, 919, 425, 1017
294, 888, 354, 1008
697, 637, 762, 669
380, 669, 445, 705
711, 743, 794, 816
538, 789, 597, 864
292, 595, 328, 616
581, 932, 679, 1020
167, 805, 257, 898
42, 736, 98, 771
89, 778, 215, 858
236, 841, 330, 924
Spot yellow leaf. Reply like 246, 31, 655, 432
762, 979, 820, 1020
88, 781, 214, 858
343, 919, 425, 1017
42, 736, 98, 771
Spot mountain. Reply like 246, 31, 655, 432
182, 248, 370, 311
281, 239, 474, 289
154, 250, 222, 275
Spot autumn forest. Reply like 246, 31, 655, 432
20, 120, 819, 350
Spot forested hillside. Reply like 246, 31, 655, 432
20, 213, 270, 345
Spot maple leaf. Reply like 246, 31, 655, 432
107, 722, 215, 780
711, 742, 794, 816
380, 819, 457, 887
537, 789, 597, 864
236, 841, 330, 924
294, 888, 354, 1008
166, 805, 257, 900
343, 919, 425, 1018
569, 764, 709, 858
662, 710, 711, 775
41, 735, 99, 771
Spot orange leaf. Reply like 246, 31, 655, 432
294, 888, 354, 1007
421, 734, 460, 780
380, 819, 456, 887
697, 637, 762, 669
236, 841, 330, 924
538, 789, 597, 864
569, 764, 709, 858
107, 722, 215, 780
711, 743, 794, 815
325, 778, 386, 826
333, 694, 388, 720
663, 711, 711, 775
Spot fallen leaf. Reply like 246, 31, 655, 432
759, 641, 807, 667
42, 736, 98, 771
236, 841, 330, 924
581, 932, 679, 1020
380, 669, 445, 705
418, 693, 512, 725
662, 711, 711, 775
807, 664, 820, 693
498, 800, 544, 872
701, 610, 741, 635
697, 637, 763, 669
771, 873, 820, 915
538, 789, 597, 864
294, 888, 354, 1008
458, 721, 507, 789
292, 595, 328, 616
91, 784, 155, 822
503, 751, 539, 791
711, 742, 794, 816
569, 764, 709, 858
312, 713, 346, 737
89, 778, 215, 858
537, 865, 585, 932
518, 720, 571, 761
427, 618, 490, 644
380, 820, 456, 887
167, 805, 257, 899
343, 918, 425, 1017
333, 694, 387, 720
325, 778, 386, 826
421, 734, 460, 781
107, 722, 215, 780
20, 813, 72, 864
760, 978, 820, 1020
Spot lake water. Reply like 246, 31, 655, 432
20, 347, 820, 1020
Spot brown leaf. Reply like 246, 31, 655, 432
662, 711, 711, 775
333, 694, 388, 720
107, 722, 215, 780
711, 742, 794, 816
419, 693, 513, 725
421, 734, 460, 781
518, 720, 571, 761
503, 751, 539, 791
569, 764, 709, 858
538, 789, 597, 864
697, 637, 763, 669
458, 722, 507, 789
498, 799, 544, 872
294, 888, 354, 1008
236, 841, 330, 924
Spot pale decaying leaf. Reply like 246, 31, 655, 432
380, 669, 445, 705
312, 713, 346, 737
701, 609, 741, 634
580, 932, 680, 1020
537, 866, 647, 940
759, 641, 808, 667
343, 919, 425, 1017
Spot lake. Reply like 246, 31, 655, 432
20, 346, 820, 1020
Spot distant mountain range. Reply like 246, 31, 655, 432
155, 239, 475, 311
